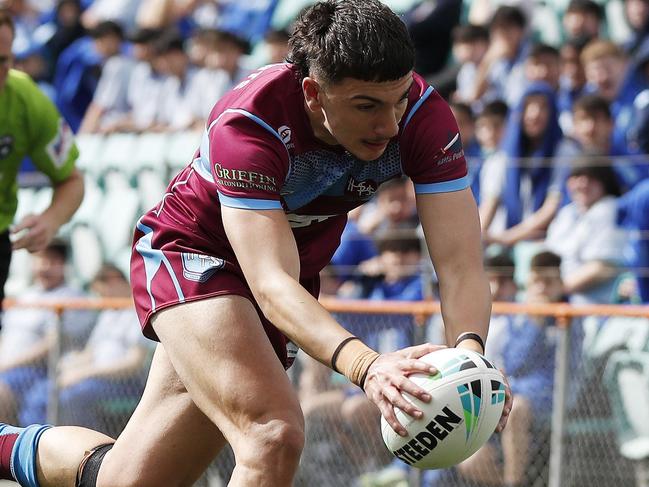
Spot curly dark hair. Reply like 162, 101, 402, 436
287, 0, 415, 84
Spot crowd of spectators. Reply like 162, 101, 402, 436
3, 0, 649, 485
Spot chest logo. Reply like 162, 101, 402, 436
0, 135, 14, 160
345, 176, 378, 198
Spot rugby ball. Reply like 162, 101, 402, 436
381, 347, 506, 469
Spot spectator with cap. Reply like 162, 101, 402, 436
546, 161, 628, 304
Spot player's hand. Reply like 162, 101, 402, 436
11, 213, 59, 252
495, 370, 513, 433
363, 343, 446, 437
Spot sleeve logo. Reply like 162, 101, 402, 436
45, 119, 74, 168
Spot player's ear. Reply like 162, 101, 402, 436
303, 77, 323, 111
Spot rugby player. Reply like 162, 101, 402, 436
0, 1, 511, 486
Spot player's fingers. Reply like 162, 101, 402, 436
399, 343, 446, 359
384, 385, 423, 420
496, 372, 513, 433
395, 375, 432, 403
11, 230, 34, 251
11, 214, 37, 233
400, 357, 438, 377
377, 398, 408, 437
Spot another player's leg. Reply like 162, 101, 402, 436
1, 342, 227, 487
135, 294, 305, 487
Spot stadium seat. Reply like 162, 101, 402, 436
604, 350, 649, 461
132, 133, 171, 176
96, 133, 139, 177
95, 181, 140, 261
136, 169, 167, 212
67, 174, 103, 227
166, 130, 202, 173
14, 187, 37, 224
75, 133, 106, 178
69, 223, 103, 285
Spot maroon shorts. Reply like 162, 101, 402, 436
130, 211, 319, 370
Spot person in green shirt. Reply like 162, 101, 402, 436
0, 8, 84, 311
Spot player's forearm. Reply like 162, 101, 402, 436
43, 169, 84, 230
438, 265, 491, 351
255, 272, 359, 364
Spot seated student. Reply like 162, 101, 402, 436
78, 21, 136, 134
457, 250, 565, 487
475, 99, 509, 209
581, 39, 649, 155
482, 251, 519, 369
19, 264, 153, 432
446, 23, 489, 108
468, 5, 530, 107
562, 0, 604, 43
356, 176, 419, 238
546, 162, 628, 304
342, 231, 423, 350
0, 240, 94, 425
480, 82, 563, 246
449, 102, 482, 203
524, 43, 562, 93
557, 37, 589, 134
617, 179, 649, 304
555, 93, 647, 193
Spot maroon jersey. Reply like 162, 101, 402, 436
131, 64, 468, 365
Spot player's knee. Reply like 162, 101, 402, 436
245, 417, 305, 463
509, 396, 532, 424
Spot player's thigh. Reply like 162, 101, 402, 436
98, 345, 227, 487
150, 295, 304, 455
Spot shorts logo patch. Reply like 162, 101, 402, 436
181, 253, 225, 283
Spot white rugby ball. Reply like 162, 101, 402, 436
381, 347, 506, 469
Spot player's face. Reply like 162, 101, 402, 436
0, 25, 13, 91
304, 73, 413, 161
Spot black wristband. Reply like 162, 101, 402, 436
454, 332, 485, 353
331, 336, 361, 373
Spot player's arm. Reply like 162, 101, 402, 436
12, 80, 84, 252
222, 205, 443, 435
417, 188, 491, 351
11, 169, 84, 252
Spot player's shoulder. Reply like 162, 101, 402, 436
6, 69, 53, 112
6, 69, 40, 96
403, 72, 454, 127
208, 64, 302, 127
